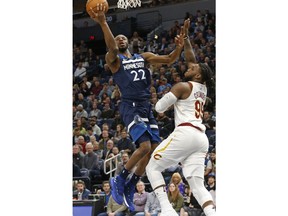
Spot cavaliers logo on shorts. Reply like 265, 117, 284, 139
153, 153, 162, 160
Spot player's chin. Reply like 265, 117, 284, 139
184, 74, 191, 81
118, 46, 127, 52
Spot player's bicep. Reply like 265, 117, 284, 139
105, 52, 120, 73
141, 52, 170, 64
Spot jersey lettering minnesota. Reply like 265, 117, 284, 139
113, 54, 151, 101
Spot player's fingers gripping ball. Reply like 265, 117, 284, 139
86, 0, 109, 17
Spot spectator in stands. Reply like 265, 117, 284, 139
103, 139, 115, 160
107, 77, 116, 93
116, 129, 136, 156
129, 181, 148, 216
111, 87, 122, 111
167, 182, 184, 214
113, 123, 124, 144
100, 92, 110, 105
157, 37, 169, 55
95, 55, 105, 71
74, 118, 87, 136
89, 116, 102, 137
99, 123, 114, 140
82, 57, 90, 68
99, 130, 112, 154
79, 39, 88, 54
97, 195, 128, 216
73, 46, 81, 64
110, 111, 124, 131
112, 146, 121, 159
87, 48, 96, 63
76, 135, 87, 154
204, 149, 216, 183
101, 103, 115, 119
202, 111, 214, 131
86, 127, 98, 142
73, 127, 82, 145
75, 92, 89, 110
82, 75, 92, 89
83, 142, 101, 181
156, 112, 173, 139
146, 40, 158, 53
74, 61, 87, 82
93, 141, 103, 161
97, 181, 112, 214
73, 180, 91, 200
129, 31, 144, 54
85, 94, 95, 113
180, 187, 203, 216
89, 100, 102, 119
88, 133, 98, 145
74, 104, 89, 121
205, 173, 216, 209
170, 20, 181, 39
101, 64, 112, 83
206, 174, 216, 191
79, 81, 91, 98
138, 40, 146, 54
99, 83, 113, 99
90, 79, 103, 97
73, 144, 84, 168
170, 172, 186, 196
115, 151, 133, 176
157, 77, 172, 98
144, 191, 161, 216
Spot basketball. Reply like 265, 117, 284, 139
86, 0, 109, 16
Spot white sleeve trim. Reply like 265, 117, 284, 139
155, 92, 177, 113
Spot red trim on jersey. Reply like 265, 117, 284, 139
178, 122, 202, 132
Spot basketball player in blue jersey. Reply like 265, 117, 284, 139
145, 19, 216, 216
89, 4, 184, 211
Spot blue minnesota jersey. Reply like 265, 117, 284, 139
113, 54, 151, 101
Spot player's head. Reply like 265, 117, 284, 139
115, 34, 129, 53
184, 62, 212, 85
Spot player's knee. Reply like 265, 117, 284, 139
145, 159, 154, 176
146, 158, 161, 176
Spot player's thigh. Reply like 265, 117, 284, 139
181, 130, 208, 178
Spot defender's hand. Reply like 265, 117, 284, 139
183, 18, 190, 38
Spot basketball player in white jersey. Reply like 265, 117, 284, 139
146, 19, 216, 216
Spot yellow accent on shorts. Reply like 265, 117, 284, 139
154, 137, 173, 155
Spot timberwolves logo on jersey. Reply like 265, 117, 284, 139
122, 58, 145, 70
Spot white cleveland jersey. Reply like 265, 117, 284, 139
174, 81, 207, 131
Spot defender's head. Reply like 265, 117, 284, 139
184, 63, 213, 85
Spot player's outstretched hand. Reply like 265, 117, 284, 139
175, 27, 185, 48
183, 18, 190, 38
89, 3, 107, 24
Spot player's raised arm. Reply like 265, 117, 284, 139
141, 33, 184, 66
183, 19, 197, 64
89, 4, 119, 69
